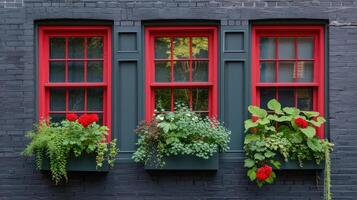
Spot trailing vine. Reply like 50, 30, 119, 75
23, 114, 118, 185
324, 146, 332, 200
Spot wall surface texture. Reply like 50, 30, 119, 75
0, 0, 357, 199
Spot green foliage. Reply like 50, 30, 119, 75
243, 99, 334, 187
132, 104, 231, 167
23, 120, 118, 185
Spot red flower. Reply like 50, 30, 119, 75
66, 113, 78, 122
78, 114, 99, 128
256, 165, 272, 181
295, 117, 308, 128
252, 116, 259, 123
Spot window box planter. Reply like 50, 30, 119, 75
145, 153, 218, 170
280, 160, 324, 170
41, 153, 109, 172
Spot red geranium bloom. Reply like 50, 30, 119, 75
256, 165, 272, 181
295, 117, 308, 128
78, 114, 99, 128
66, 113, 78, 122
88, 114, 99, 123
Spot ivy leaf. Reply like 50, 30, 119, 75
247, 169, 256, 181
264, 151, 276, 158
254, 153, 265, 161
302, 111, 319, 118
244, 134, 260, 144
301, 126, 316, 138
307, 138, 322, 152
248, 106, 267, 118
283, 107, 300, 116
267, 99, 283, 114
244, 159, 255, 168
244, 119, 258, 131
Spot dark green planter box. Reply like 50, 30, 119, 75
41, 153, 109, 172
145, 153, 219, 170
280, 160, 324, 170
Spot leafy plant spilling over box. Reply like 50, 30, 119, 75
132, 104, 231, 168
23, 113, 118, 184
243, 99, 333, 189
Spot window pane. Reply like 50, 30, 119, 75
278, 88, 294, 108
260, 88, 276, 109
155, 37, 171, 59
155, 62, 170, 82
49, 61, 65, 82
96, 113, 103, 125
87, 88, 103, 111
50, 38, 65, 59
173, 61, 189, 82
50, 88, 66, 111
278, 61, 295, 82
68, 61, 84, 82
87, 37, 103, 58
173, 37, 189, 59
192, 89, 208, 111
68, 37, 84, 58
155, 89, 171, 111
50, 114, 65, 123
298, 37, 313, 59
192, 37, 208, 58
69, 88, 84, 111
260, 62, 276, 82
87, 61, 103, 82
297, 88, 313, 111
278, 38, 295, 59
174, 89, 190, 108
297, 61, 313, 82
192, 61, 208, 82
260, 37, 275, 59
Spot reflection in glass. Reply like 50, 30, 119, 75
68, 37, 84, 58
192, 89, 208, 111
297, 61, 313, 82
87, 61, 103, 82
192, 37, 208, 58
192, 61, 208, 82
174, 37, 190, 59
69, 88, 84, 111
50, 38, 66, 59
298, 37, 313, 59
50, 88, 66, 111
174, 89, 190, 108
50, 62, 65, 82
260, 62, 275, 82
155, 89, 171, 111
260, 37, 275, 59
155, 37, 171, 59
278, 38, 295, 59
87, 88, 103, 111
297, 88, 313, 111
87, 37, 103, 58
174, 61, 189, 82
68, 61, 84, 82
260, 88, 276, 109
278, 88, 295, 108
278, 62, 295, 82
155, 62, 170, 82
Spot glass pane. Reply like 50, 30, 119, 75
96, 113, 103, 125
68, 61, 84, 82
298, 37, 313, 59
278, 38, 295, 59
87, 37, 103, 58
297, 88, 313, 111
155, 62, 170, 82
50, 114, 65, 123
50, 38, 65, 59
87, 61, 103, 82
68, 37, 84, 58
260, 37, 275, 59
68, 88, 84, 111
87, 88, 103, 111
173, 37, 189, 59
278, 88, 295, 108
192, 61, 208, 82
278, 61, 295, 82
260, 62, 276, 82
260, 88, 276, 109
155, 37, 171, 59
50, 88, 66, 111
192, 89, 208, 111
49, 62, 65, 82
155, 89, 171, 111
192, 37, 208, 58
174, 89, 190, 108
297, 61, 313, 82
173, 61, 189, 82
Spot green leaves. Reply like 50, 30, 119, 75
247, 168, 256, 181
244, 119, 258, 131
267, 99, 283, 114
301, 126, 316, 138
302, 111, 319, 118
254, 153, 265, 161
244, 134, 260, 144
283, 107, 300, 116
307, 138, 322, 152
248, 105, 267, 118
244, 159, 255, 168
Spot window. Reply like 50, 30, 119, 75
38, 26, 112, 140
252, 25, 325, 138
145, 27, 218, 120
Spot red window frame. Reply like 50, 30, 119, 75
38, 26, 112, 141
145, 26, 218, 121
252, 25, 325, 138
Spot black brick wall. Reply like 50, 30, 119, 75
0, 0, 357, 199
